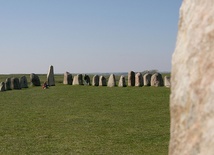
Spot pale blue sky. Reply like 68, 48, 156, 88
0, 0, 182, 74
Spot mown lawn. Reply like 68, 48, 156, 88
0, 76, 170, 154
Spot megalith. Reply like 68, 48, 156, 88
150, 73, 163, 87
164, 76, 170, 88
92, 75, 99, 86
107, 74, 116, 87
20, 76, 28, 88
99, 76, 107, 86
63, 72, 73, 85
135, 72, 143, 87
84, 74, 91, 85
143, 73, 152, 86
11, 78, 21, 89
118, 75, 126, 87
5, 78, 12, 90
128, 71, 135, 86
30, 73, 41, 86
169, 0, 214, 155
0, 82, 5, 91
47, 65, 55, 86
72, 74, 83, 85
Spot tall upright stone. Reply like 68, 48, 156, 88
5, 78, 12, 90
63, 72, 72, 85
47, 65, 55, 86
128, 71, 135, 86
11, 78, 21, 89
135, 72, 143, 87
92, 75, 99, 86
107, 74, 116, 87
118, 75, 126, 87
20, 76, 28, 88
164, 76, 170, 88
84, 74, 91, 85
143, 73, 152, 86
30, 73, 41, 86
0, 82, 5, 92
169, 0, 214, 155
99, 76, 107, 86
72, 74, 83, 85
150, 73, 163, 87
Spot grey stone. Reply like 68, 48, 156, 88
0, 82, 5, 91
20, 76, 28, 88
118, 75, 126, 87
107, 74, 116, 87
128, 71, 135, 86
63, 72, 72, 85
84, 74, 90, 85
5, 78, 12, 90
150, 73, 163, 87
72, 74, 83, 85
92, 75, 99, 86
143, 73, 152, 86
99, 76, 107, 86
47, 65, 55, 86
30, 73, 41, 86
164, 76, 170, 88
135, 72, 143, 87
11, 78, 21, 89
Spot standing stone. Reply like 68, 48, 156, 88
5, 78, 12, 90
118, 75, 126, 87
143, 73, 152, 86
150, 73, 163, 87
107, 74, 116, 87
135, 72, 143, 87
30, 73, 41, 86
47, 65, 55, 86
63, 72, 73, 85
164, 76, 170, 88
84, 74, 91, 85
169, 1, 214, 155
128, 71, 135, 86
99, 76, 107, 86
11, 78, 21, 89
72, 74, 83, 85
20, 76, 28, 88
92, 75, 99, 86
0, 82, 5, 91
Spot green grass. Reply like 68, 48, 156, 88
0, 75, 170, 154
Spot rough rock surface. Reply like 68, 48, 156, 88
20, 76, 28, 88
164, 76, 170, 88
11, 78, 21, 89
0, 82, 5, 91
143, 73, 152, 86
47, 65, 55, 86
118, 75, 126, 87
99, 76, 107, 86
128, 71, 135, 86
107, 74, 116, 87
169, 0, 214, 155
92, 75, 99, 86
84, 74, 90, 85
135, 72, 143, 87
30, 73, 41, 86
72, 74, 83, 85
5, 78, 12, 90
150, 73, 163, 87
63, 72, 72, 85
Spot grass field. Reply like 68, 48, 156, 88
0, 74, 170, 154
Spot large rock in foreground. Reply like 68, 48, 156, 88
169, 0, 214, 155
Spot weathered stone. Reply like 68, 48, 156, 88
72, 74, 83, 85
169, 1, 214, 155
0, 82, 5, 91
135, 72, 143, 87
20, 76, 28, 88
11, 78, 21, 89
99, 76, 107, 86
30, 73, 41, 86
164, 76, 170, 88
143, 73, 152, 86
150, 73, 163, 87
92, 75, 99, 86
107, 74, 116, 87
47, 65, 55, 86
5, 78, 12, 90
63, 72, 72, 85
118, 75, 126, 87
84, 74, 90, 85
128, 71, 135, 86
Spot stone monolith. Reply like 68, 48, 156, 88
5, 78, 12, 90
169, 0, 214, 154
72, 74, 83, 85
164, 76, 170, 88
92, 75, 99, 86
0, 82, 5, 91
135, 72, 143, 87
143, 73, 152, 86
20, 76, 28, 88
128, 71, 135, 86
47, 65, 55, 86
63, 72, 72, 85
11, 78, 21, 89
30, 73, 41, 86
107, 74, 116, 87
150, 73, 163, 87
99, 76, 107, 86
118, 75, 126, 87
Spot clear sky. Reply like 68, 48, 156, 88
0, 0, 182, 74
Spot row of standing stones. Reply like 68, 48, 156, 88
0, 66, 171, 92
